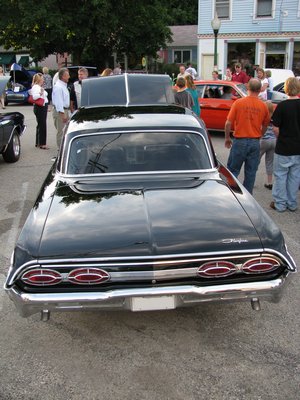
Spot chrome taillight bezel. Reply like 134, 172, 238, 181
197, 261, 237, 278
21, 269, 63, 286
242, 257, 281, 274
67, 268, 110, 285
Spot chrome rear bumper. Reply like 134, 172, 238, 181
5, 271, 291, 318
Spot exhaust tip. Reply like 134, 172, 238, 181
251, 298, 261, 311
41, 309, 51, 321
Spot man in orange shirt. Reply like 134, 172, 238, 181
224, 78, 270, 194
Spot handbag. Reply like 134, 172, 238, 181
28, 95, 44, 107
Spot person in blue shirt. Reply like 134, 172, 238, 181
185, 75, 200, 116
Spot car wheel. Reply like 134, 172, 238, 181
2, 130, 21, 163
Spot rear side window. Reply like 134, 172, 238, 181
81, 75, 127, 107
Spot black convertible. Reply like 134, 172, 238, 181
0, 76, 26, 162
5, 74, 296, 320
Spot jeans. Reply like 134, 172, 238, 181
227, 138, 260, 194
260, 138, 276, 175
272, 154, 300, 211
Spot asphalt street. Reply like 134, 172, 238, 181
0, 104, 299, 400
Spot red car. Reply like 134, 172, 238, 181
194, 80, 248, 131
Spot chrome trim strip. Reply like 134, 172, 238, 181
20, 124, 27, 136
6, 271, 291, 317
53, 267, 199, 282
124, 73, 130, 106
63, 169, 217, 179
4, 124, 27, 152
264, 248, 297, 272
7, 249, 294, 287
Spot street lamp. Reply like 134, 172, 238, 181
211, 14, 221, 71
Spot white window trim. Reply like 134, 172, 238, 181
253, 0, 276, 20
172, 49, 192, 64
213, 0, 232, 21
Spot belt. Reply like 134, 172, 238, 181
54, 106, 70, 111
234, 137, 260, 140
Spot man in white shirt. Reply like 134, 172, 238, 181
177, 64, 190, 80
186, 63, 198, 79
52, 68, 70, 147
70, 67, 88, 112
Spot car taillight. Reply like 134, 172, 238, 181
197, 261, 237, 278
242, 258, 280, 274
22, 269, 62, 286
68, 268, 110, 285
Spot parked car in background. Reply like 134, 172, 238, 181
5, 63, 37, 105
0, 76, 26, 162
4, 74, 296, 321
194, 80, 248, 130
194, 79, 288, 131
266, 68, 294, 87
273, 77, 300, 98
67, 65, 98, 87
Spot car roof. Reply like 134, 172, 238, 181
81, 73, 174, 107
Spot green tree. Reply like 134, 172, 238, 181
167, 0, 198, 25
0, 0, 172, 67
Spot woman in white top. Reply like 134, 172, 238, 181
257, 68, 269, 101
31, 73, 49, 149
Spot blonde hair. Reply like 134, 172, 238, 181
284, 77, 300, 96
101, 68, 113, 77
185, 74, 196, 90
32, 73, 43, 86
42, 67, 49, 74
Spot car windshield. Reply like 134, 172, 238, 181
67, 131, 212, 174
236, 83, 247, 96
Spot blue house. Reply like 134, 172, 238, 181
159, 25, 198, 65
198, 0, 300, 79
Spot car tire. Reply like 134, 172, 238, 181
2, 130, 21, 163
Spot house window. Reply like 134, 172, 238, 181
215, 0, 230, 19
256, 0, 273, 18
173, 50, 192, 64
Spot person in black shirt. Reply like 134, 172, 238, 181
270, 77, 300, 212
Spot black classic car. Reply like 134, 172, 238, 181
5, 74, 296, 320
0, 76, 26, 162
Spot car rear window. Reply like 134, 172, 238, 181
67, 131, 212, 174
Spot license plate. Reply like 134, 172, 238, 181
130, 295, 175, 312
